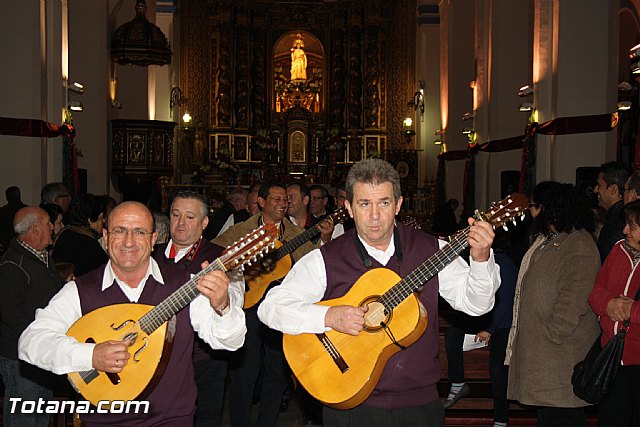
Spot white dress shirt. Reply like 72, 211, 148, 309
18, 258, 246, 375
258, 234, 500, 335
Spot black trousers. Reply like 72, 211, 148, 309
228, 308, 289, 427
597, 364, 640, 427
323, 400, 444, 427
194, 352, 228, 427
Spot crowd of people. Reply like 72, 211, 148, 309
0, 158, 638, 427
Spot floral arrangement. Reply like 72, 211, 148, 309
275, 78, 321, 96
252, 135, 278, 150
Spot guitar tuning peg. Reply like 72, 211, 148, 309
247, 261, 252, 266
503, 225, 508, 232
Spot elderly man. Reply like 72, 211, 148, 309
19, 201, 246, 426
0, 207, 63, 426
152, 191, 242, 427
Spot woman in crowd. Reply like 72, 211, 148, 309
589, 199, 640, 427
52, 194, 108, 276
506, 181, 600, 426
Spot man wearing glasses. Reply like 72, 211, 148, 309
213, 181, 318, 427
19, 201, 246, 425
40, 182, 71, 213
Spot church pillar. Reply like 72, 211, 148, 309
473, 0, 534, 207
533, 0, 618, 183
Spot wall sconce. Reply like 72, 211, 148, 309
170, 86, 191, 123
434, 138, 443, 145
402, 117, 416, 144
619, 82, 632, 91
618, 101, 632, 111
68, 101, 84, 112
65, 81, 84, 95
631, 44, 640, 74
407, 81, 425, 122
518, 84, 533, 97
518, 102, 534, 112
462, 127, 473, 135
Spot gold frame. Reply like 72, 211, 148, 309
288, 130, 306, 163
233, 136, 249, 162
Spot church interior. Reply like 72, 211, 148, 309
1, 1, 640, 426
1, 0, 638, 224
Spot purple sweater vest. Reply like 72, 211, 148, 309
152, 239, 224, 362
320, 223, 441, 409
76, 264, 196, 426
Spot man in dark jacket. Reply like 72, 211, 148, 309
0, 207, 63, 426
594, 161, 630, 262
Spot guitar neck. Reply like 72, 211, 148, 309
138, 257, 227, 334
379, 227, 470, 311
276, 225, 321, 260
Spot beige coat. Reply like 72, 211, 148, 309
507, 229, 600, 407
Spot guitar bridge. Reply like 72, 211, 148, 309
316, 333, 349, 373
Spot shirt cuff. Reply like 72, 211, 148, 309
306, 303, 331, 333
73, 342, 96, 371
469, 249, 496, 274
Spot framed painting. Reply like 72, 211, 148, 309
216, 134, 231, 158
364, 136, 380, 159
347, 137, 362, 163
233, 136, 249, 162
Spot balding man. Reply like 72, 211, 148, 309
19, 202, 246, 425
0, 207, 63, 426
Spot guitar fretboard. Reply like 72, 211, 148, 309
138, 256, 229, 334
378, 227, 470, 312
273, 208, 347, 262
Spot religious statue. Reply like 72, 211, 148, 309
290, 34, 307, 81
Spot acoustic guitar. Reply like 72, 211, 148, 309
66, 224, 278, 406
282, 194, 528, 409
242, 207, 349, 309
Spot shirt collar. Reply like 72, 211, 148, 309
357, 233, 396, 264
102, 258, 165, 291
17, 239, 49, 266
164, 239, 194, 263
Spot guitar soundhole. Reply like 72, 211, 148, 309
363, 299, 391, 331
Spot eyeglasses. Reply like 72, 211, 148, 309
56, 194, 70, 199
267, 196, 288, 203
108, 227, 153, 240
336, 195, 346, 200
528, 203, 540, 209
310, 196, 327, 201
